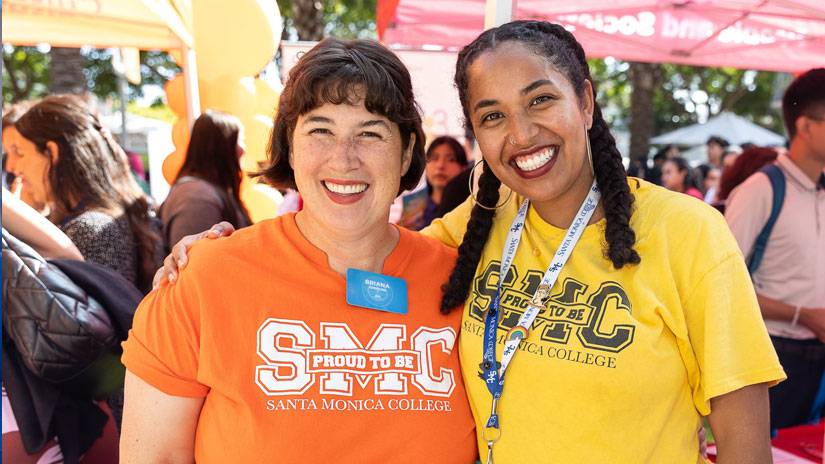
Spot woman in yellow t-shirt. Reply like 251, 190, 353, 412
159, 21, 785, 464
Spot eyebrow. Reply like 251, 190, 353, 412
304, 115, 333, 124
360, 120, 390, 130
473, 79, 557, 113
521, 79, 554, 95
302, 116, 390, 130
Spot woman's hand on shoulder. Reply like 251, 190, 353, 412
152, 222, 236, 289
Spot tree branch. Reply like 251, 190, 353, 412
3, 54, 25, 101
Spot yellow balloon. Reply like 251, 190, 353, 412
254, 78, 281, 117
241, 181, 284, 223
200, 76, 256, 115
193, 0, 282, 81
241, 114, 274, 172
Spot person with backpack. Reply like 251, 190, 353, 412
725, 68, 825, 430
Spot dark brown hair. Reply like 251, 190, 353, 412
783, 68, 825, 140
177, 110, 250, 227
2, 101, 35, 131
663, 157, 702, 193
441, 20, 640, 313
426, 135, 469, 167
258, 38, 425, 193
15, 94, 160, 291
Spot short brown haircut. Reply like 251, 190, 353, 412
258, 38, 425, 193
783, 68, 825, 140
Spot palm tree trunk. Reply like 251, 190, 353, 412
50, 47, 87, 94
292, 0, 325, 41
628, 62, 662, 164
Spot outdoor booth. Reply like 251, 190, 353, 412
2, 0, 285, 220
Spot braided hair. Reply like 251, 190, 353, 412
441, 20, 640, 313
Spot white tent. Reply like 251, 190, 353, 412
650, 112, 786, 147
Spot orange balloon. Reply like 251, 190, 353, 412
164, 75, 187, 116
162, 119, 190, 184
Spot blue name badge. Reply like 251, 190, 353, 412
346, 269, 408, 315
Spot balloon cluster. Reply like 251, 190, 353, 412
162, 0, 285, 221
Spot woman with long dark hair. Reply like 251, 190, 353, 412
160, 110, 251, 248
420, 135, 468, 228
12, 94, 160, 293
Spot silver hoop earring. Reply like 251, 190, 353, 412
585, 125, 595, 177
467, 159, 513, 211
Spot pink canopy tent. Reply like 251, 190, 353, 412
377, 0, 825, 72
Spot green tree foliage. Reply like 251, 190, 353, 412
83, 49, 180, 100
589, 57, 784, 157
2, 45, 179, 104
3, 46, 50, 103
654, 65, 783, 134
278, 0, 376, 39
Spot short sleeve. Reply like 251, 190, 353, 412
681, 252, 786, 415
121, 268, 208, 398
421, 196, 473, 247
724, 173, 772, 258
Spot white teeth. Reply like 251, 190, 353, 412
324, 181, 368, 195
514, 147, 556, 171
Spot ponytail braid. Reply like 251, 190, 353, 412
440, 20, 640, 312
589, 105, 640, 267
440, 163, 501, 313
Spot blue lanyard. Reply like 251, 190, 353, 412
481, 181, 600, 463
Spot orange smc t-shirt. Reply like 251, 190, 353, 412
121, 214, 477, 463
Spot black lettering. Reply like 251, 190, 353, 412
578, 282, 635, 353
541, 322, 571, 344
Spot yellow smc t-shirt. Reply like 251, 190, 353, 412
424, 178, 785, 463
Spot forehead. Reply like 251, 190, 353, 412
296, 100, 400, 133
299, 101, 394, 126
5, 127, 30, 148
466, 42, 572, 101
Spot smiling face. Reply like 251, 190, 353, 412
465, 41, 594, 214
290, 100, 413, 234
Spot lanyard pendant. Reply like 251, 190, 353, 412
483, 397, 501, 464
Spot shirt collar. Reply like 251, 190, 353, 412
777, 154, 821, 191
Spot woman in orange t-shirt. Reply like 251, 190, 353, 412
119, 39, 477, 463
